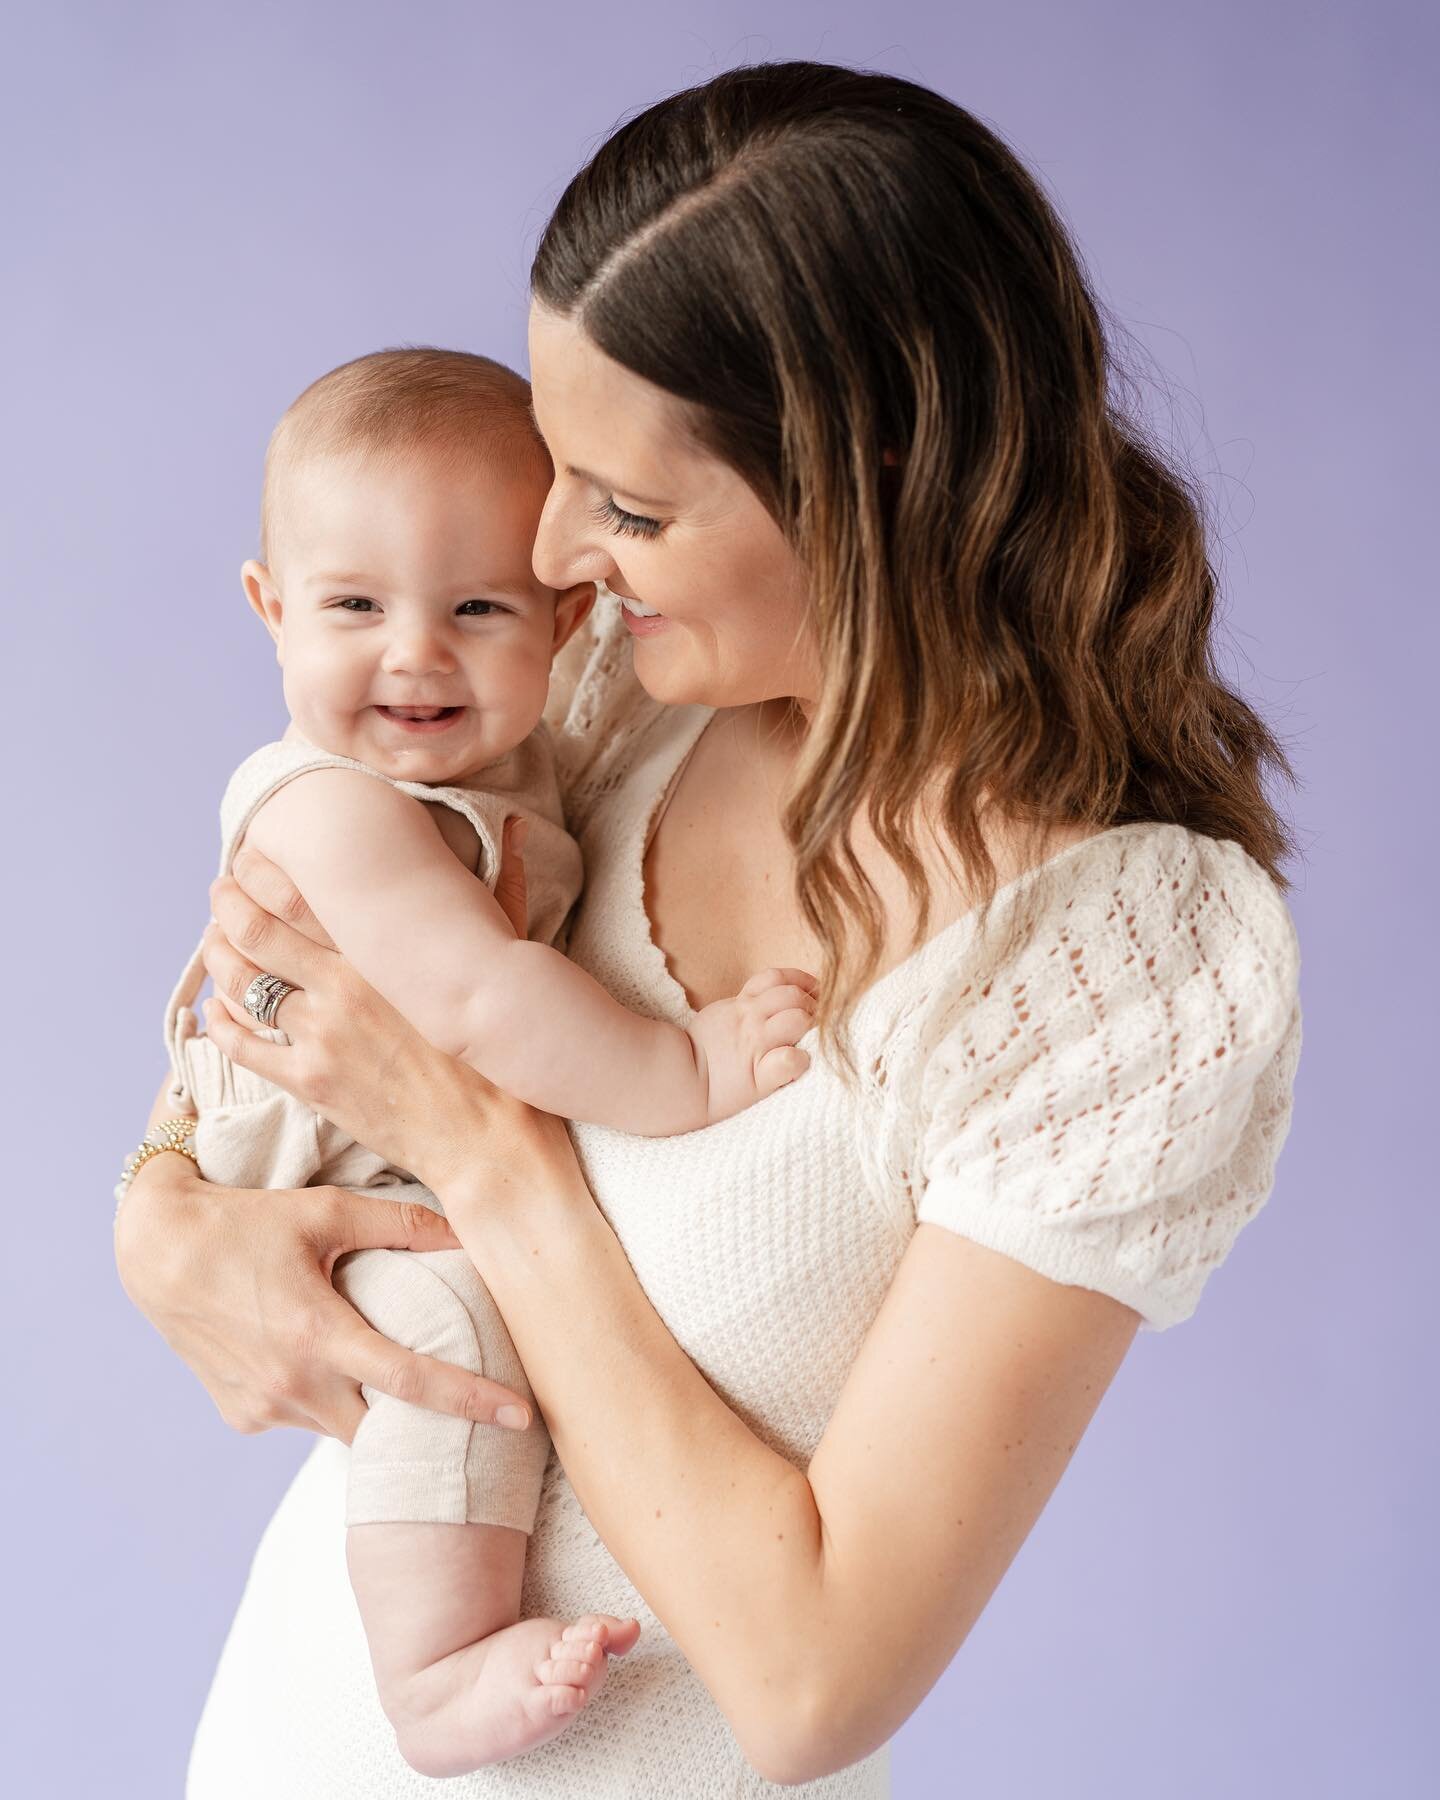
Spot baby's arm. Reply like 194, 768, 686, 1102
242, 769, 812, 1134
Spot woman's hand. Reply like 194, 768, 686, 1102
113, 1091, 536, 1442
199, 817, 579, 1204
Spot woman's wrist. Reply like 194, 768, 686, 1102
429, 1108, 590, 1252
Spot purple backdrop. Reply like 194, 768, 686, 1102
6, 3, 1434, 1794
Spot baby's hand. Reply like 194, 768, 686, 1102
687, 967, 820, 1125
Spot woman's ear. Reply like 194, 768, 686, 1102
550, 581, 597, 657
242, 559, 285, 660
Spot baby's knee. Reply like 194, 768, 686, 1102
335, 1246, 507, 1377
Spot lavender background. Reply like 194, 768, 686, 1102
5, 2, 1435, 1794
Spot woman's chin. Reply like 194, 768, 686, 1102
628, 646, 709, 708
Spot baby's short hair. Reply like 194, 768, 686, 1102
259, 346, 543, 568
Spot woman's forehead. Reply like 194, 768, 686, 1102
528, 308, 694, 469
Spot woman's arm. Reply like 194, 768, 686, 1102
200, 867, 1140, 1786
114, 1080, 539, 1443
112, 827, 544, 1444
447, 1169, 1139, 1783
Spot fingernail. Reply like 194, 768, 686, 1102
496, 1404, 530, 1430
512, 819, 530, 852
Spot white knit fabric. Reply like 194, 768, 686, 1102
186, 592, 1301, 1798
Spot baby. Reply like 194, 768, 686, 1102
152, 348, 818, 1775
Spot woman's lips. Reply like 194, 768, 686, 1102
606, 579, 669, 635
375, 705, 464, 733
620, 609, 670, 637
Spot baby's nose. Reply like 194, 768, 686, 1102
382, 628, 455, 675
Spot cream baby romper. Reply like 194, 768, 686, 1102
154, 725, 584, 1533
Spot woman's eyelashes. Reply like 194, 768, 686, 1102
590, 495, 666, 540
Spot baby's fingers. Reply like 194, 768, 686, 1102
754, 1043, 810, 1099
757, 1007, 815, 1052
738, 966, 821, 1000
752, 983, 818, 1023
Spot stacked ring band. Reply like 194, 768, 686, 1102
242, 971, 297, 1029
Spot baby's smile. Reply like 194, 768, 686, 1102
374, 704, 467, 735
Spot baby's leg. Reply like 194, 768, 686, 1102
348, 1522, 639, 1776
335, 1244, 639, 1775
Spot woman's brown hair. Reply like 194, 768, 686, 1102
532, 61, 1295, 1075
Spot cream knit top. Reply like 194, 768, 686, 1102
186, 594, 1302, 1799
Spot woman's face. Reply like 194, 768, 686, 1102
527, 302, 822, 711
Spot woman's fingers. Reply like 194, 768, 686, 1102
209, 872, 336, 989
300, 1189, 530, 1430
202, 922, 306, 1024
230, 843, 337, 949
322, 1296, 533, 1430
218, 1355, 369, 1444
202, 996, 295, 1086
310, 1186, 465, 1260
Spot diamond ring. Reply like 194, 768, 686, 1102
241, 972, 296, 1029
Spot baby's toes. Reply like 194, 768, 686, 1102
561, 1612, 641, 1656
540, 1652, 602, 1693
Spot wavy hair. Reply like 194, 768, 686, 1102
532, 61, 1295, 1073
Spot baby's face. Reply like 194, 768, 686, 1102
248, 448, 562, 785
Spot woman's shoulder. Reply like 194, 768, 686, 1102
886, 819, 1300, 1073
884, 820, 1303, 1331
1019, 818, 1301, 1029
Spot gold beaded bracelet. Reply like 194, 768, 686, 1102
114, 1117, 200, 1222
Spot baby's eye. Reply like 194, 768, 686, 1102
591, 496, 665, 541
336, 597, 378, 612
455, 599, 506, 617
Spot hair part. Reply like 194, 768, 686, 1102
533, 60, 1297, 1081
259, 346, 545, 570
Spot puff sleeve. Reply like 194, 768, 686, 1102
913, 825, 1302, 1331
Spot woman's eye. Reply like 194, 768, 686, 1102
455, 599, 505, 617
591, 495, 665, 540
336, 597, 378, 612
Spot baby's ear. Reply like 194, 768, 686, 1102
550, 581, 596, 656
241, 559, 284, 655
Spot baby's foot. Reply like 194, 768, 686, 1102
530, 1612, 643, 1722
390, 1611, 641, 1777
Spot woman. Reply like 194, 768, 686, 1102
115, 62, 1301, 1797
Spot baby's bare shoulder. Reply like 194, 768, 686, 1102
242, 765, 479, 875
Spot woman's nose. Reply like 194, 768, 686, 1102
532, 480, 611, 591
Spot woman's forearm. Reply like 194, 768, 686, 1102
442, 1163, 831, 1761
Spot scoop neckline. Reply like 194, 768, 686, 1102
630, 704, 1160, 1040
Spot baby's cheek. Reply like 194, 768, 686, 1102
489, 647, 555, 715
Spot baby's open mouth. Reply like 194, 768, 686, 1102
377, 705, 463, 729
